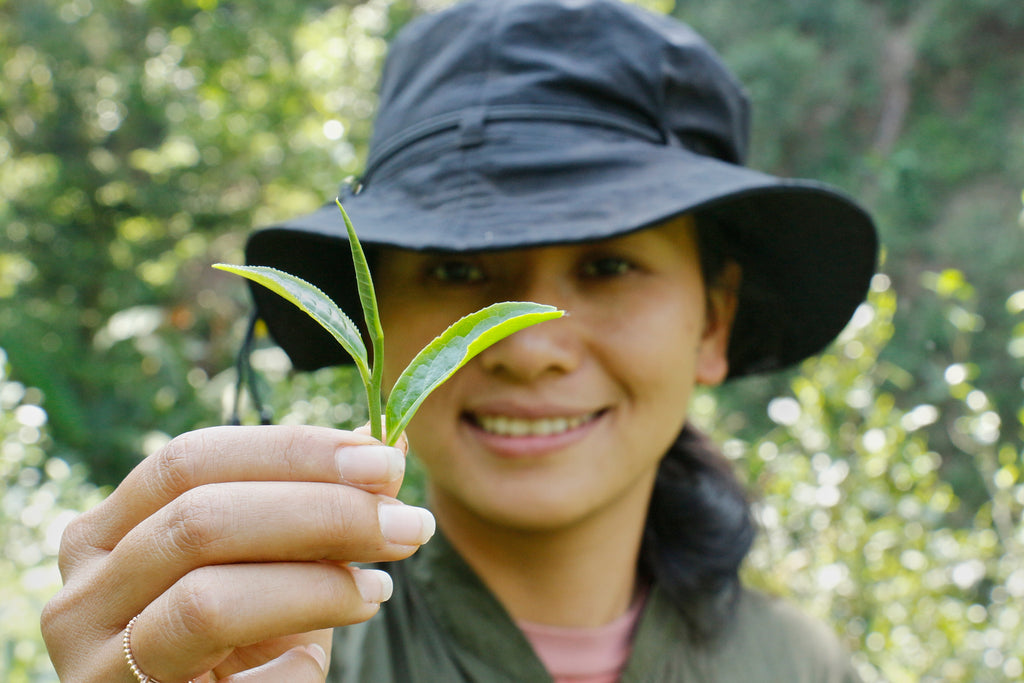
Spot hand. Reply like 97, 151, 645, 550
41, 424, 434, 682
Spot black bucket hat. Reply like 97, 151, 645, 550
245, 0, 878, 379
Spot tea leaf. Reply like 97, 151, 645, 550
216, 209, 563, 448
338, 201, 383, 348
338, 200, 385, 441
384, 302, 563, 444
212, 264, 372, 386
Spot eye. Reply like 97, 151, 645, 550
581, 256, 634, 278
428, 260, 486, 284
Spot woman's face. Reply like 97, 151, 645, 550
375, 215, 738, 532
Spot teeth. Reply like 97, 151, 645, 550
475, 413, 594, 437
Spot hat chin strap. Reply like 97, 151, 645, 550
229, 310, 273, 426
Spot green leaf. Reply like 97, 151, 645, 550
213, 264, 372, 386
384, 302, 564, 445
215, 219, 563, 448
338, 200, 383, 354
337, 200, 385, 441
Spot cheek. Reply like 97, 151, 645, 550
377, 301, 443, 387
630, 335, 698, 404
602, 297, 705, 409
377, 283, 487, 389
381, 341, 411, 390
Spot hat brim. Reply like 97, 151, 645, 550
245, 121, 877, 378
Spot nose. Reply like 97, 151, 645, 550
475, 272, 582, 382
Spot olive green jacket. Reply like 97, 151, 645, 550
328, 533, 860, 682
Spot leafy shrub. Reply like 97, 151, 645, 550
695, 276, 1024, 682
0, 348, 106, 682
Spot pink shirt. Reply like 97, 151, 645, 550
517, 595, 646, 683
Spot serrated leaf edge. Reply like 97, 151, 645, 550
384, 302, 563, 444
213, 263, 372, 386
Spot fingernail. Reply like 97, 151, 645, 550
352, 568, 394, 604
336, 445, 405, 484
303, 643, 328, 672
378, 503, 436, 546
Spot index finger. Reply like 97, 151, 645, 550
81, 425, 407, 555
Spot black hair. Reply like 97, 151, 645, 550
638, 423, 754, 642
635, 216, 757, 643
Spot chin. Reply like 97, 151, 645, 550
462, 479, 626, 534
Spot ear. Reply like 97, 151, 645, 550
695, 261, 741, 387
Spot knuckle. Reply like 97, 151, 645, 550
160, 488, 226, 558
39, 592, 68, 641
39, 592, 78, 675
274, 428, 305, 479
152, 432, 202, 495
40, 584, 94, 650
56, 512, 91, 572
319, 564, 363, 611
303, 485, 376, 557
173, 567, 230, 637
311, 486, 364, 547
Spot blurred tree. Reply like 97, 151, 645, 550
676, 0, 1024, 513
693, 275, 1024, 682
0, 347, 106, 682
1, 0, 398, 482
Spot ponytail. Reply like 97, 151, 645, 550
638, 423, 755, 642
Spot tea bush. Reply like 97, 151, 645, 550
702, 277, 1024, 682
0, 348, 106, 682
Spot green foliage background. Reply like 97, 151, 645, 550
2, 0, 1022, 680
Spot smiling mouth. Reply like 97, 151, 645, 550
470, 412, 602, 437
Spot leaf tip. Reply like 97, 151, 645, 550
337, 202, 359, 243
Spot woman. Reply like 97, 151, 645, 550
42, 1, 878, 681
